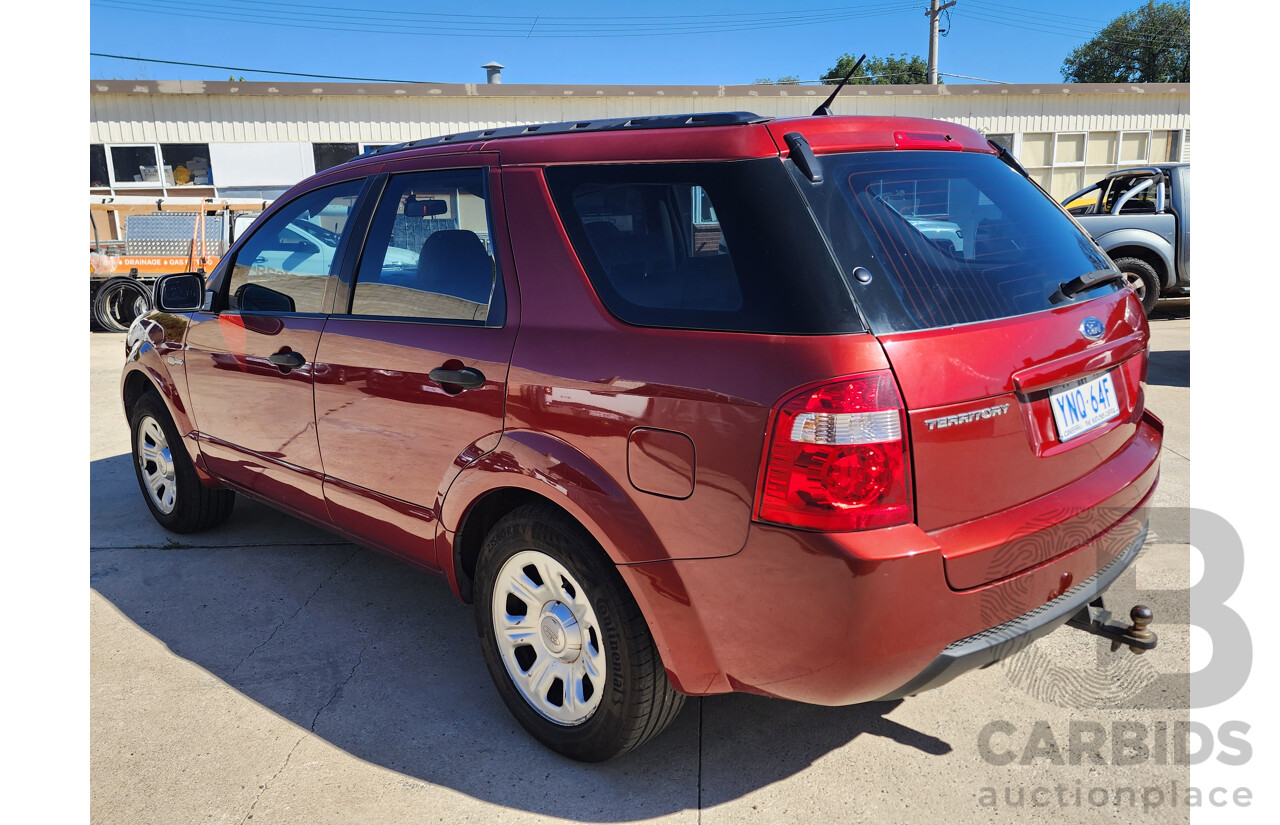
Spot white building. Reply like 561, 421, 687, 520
89, 78, 1190, 204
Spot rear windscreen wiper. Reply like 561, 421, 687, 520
1058, 268, 1123, 299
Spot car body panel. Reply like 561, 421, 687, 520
122, 112, 1164, 708
879, 289, 1147, 538
184, 312, 331, 519
619, 422, 1156, 700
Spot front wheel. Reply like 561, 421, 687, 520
130, 391, 235, 533
474, 503, 685, 761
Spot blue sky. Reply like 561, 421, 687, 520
88, 1, 1179, 86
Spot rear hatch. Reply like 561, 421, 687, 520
787, 136, 1151, 589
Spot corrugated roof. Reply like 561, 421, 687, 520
90, 80, 1191, 99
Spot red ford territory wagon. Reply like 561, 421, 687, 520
122, 111, 1163, 761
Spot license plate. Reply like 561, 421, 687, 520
1049, 371, 1120, 441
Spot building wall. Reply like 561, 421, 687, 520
89, 81, 1190, 202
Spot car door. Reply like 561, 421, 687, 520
312, 156, 519, 568
184, 173, 376, 520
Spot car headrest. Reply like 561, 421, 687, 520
417, 230, 495, 305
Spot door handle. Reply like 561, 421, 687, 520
268, 351, 306, 369
429, 367, 486, 389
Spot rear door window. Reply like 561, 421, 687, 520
349, 168, 503, 325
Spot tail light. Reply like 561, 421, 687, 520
757, 371, 912, 531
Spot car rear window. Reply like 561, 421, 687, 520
545, 160, 863, 335
793, 150, 1119, 333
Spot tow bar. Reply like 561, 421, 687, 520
1066, 599, 1157, 654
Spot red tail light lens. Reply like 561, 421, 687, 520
757, 372, 912, 531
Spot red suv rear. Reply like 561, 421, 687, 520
122, 111, 1162, 761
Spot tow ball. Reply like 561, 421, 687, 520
1066, 598, 1157, 654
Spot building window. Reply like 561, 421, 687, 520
986, 133, 1013, 153
159, 143, 213, 186
90, 145, 110, 188
313, 143, 359, 173
109, 144, 162, 187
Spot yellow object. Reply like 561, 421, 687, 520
1064, 191, 1098, 210
173, 165, 192, 185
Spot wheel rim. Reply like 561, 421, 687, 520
136, 416, 177, 514
1124, 271, 1147, 301
492, 550, 606, 726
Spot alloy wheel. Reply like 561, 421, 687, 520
1124, 270, 1146, 302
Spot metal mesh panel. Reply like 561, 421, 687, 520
124, 212, 226, 256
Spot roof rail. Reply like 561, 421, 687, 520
358, 111, 770, 159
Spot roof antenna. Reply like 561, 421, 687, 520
812, 53, 867, 116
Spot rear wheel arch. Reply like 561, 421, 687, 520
440, 432, 668, 573
453, 486, 550, 603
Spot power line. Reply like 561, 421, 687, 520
959, 4, 1190, 47
93, 0, 914, 38
219, 0, 914, 22
89, 53, 435, 83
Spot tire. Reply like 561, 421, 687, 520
129, 391, 235, 533
1112, 257, 1160, 317
93, 277, 152, 333
474, 502, 685, 761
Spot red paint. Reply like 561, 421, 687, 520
123, 111, 1162, 706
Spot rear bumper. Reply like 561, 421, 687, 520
877, 521, 1147, 700
617, 409, 1161, 704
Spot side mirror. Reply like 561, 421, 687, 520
233, 282, 296, 314
155, 272, 205, 312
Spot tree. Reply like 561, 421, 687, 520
1061, 1, 1189, 83
822, 53, 930, 85
754, 75, 801, 85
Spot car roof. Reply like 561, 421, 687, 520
331, 111, 995, 170
359, 112, 772, 159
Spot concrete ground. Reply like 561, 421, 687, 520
91, 300, 1191, 824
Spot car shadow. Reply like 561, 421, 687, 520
91, 453, 952, 820
1149, 298, 1190, 321
1146, 349, 1189, 388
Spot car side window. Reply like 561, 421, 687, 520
350, 168, 503, 325
227, 179, 364, 314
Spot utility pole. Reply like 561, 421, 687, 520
926, 0, 957, 84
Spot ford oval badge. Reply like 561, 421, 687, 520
1080, 316, 1105, 340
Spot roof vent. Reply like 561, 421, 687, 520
482, 62, 504, 84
